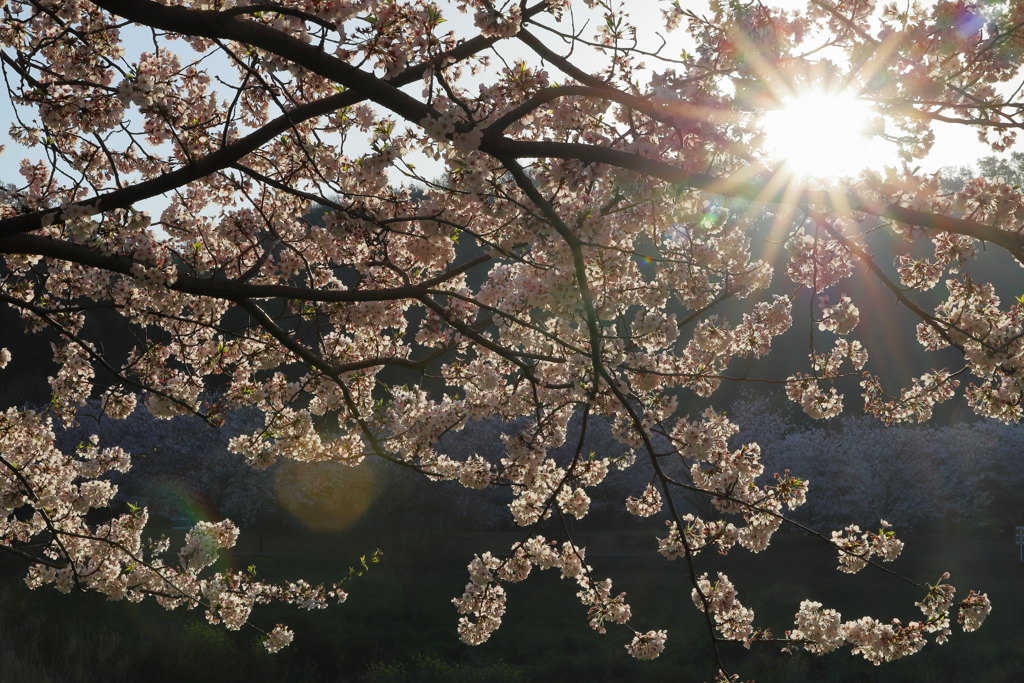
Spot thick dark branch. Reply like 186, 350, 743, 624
516, 27, 609, 88
0, 91, 352, 239
0, 543, 66, 569
0, 3, 524, 239
0, 234, 428, 302
483, 137, 1024, 259
485, 84, 728, 136
9, 0, 1019, 273
222, 3, 337, 32
87, 0, 424, 122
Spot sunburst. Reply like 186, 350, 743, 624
762, 89, 885, 179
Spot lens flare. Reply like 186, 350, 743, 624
275, 460, 376, 532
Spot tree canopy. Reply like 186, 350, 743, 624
1, 0, 1021, 678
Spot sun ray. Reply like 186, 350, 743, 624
734, 162, 801, 230
726, 24, 794, 105
847, 29, 909, 94
826, 182, 857, 221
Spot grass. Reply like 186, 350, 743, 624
1, 525, 1022, 681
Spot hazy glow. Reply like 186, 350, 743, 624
276, 460, 376, 532
763, 91, 879, 178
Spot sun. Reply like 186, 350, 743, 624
762, 90, 884, 179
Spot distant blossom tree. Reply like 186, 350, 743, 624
55, 399, 272, 526
4, 0, 1024, 677
732, 400, 996, 530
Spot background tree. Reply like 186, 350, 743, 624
1, 0, 1021, 677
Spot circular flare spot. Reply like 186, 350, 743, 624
275, 460, 375, 531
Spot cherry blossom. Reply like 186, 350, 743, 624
0, 0, 1016, 677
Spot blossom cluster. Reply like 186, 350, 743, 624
0, 405, 348, 653
668, 410, 806, 552
790, 577, 990, 665
453, 537, 649, 656
830, 521, 905, 574
691, 572, 755, 642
